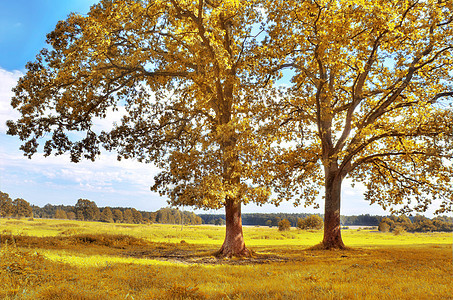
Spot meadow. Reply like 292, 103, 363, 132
0, 218, 452, 299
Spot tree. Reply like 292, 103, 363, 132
413, 214, 436, 232
55, 208, 68, 219
123, 209, 134, 224
7, 0, 277, 257
214, 218, 225, 226
12, 198, 33, 218
74, 199, 100, 221
112, 209, 123, 223
278, 219, 291, 231
264, 0, 453, 248
67, 212, 76, 220
395, 215, 414, 232
131, 208, 143, 224
100, 207, 114, 223
0, 191, 13, 218
432, 216, 453, 232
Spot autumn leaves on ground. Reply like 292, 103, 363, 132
1, 218, 452, 299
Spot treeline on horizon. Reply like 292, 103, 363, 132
33, 201, 203, 226
198, 213, 453, 232
0, 191, 202, 225
199, 213, 384, 227
1, 191, 451, 231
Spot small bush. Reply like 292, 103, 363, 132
378, 222, 390, 232
278, 219, 291, 231
297, 215, 323, 230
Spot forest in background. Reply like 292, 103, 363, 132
199, 213, 453, 232
0, 191, 202, 225
1, 190, 451, 231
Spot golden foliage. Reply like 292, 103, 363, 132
6, 1, 453, 250
262, 0, 453, 215
8, 0, 276, 212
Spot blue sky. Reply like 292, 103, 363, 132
0, 0, 404, 216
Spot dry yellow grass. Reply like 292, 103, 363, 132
0, 218, 452, 299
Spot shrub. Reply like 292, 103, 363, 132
378, 222, 391, 232
378, 217, 395, 232
297, 215, 323, 230
278, 219, 291, 231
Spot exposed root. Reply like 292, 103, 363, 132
307, 242, 351, 251
213, 246, 254, 259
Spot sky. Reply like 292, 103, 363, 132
0, 0, 425, 217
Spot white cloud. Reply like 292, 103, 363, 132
342, 178, 366, 197
0, 66, 159, 195
0, 68, 21, 133
1, 150, 160, 192
91, 106, 127, 134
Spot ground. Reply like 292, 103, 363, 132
0, 218, 452, 299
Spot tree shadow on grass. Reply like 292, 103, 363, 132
2, 233, 366, 265
118, 239, 307, 265
123, 245, 300, 265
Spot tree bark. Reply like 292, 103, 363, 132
215, 198, 250, 258
322, 168, 346, 249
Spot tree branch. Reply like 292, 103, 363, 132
334, 31, 386, 154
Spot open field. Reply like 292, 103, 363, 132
1, 218, 452, 299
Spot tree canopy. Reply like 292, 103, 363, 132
263, 0, 453, 248
6, 0, 453, 252
75, 199, 101, 221
6, 0, 280, 257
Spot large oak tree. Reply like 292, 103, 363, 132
7, 0, 274, 257
264, 0, 453, 248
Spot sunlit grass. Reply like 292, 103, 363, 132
1, 218, 451, 247
1, 217, 452, 299
40, 249, 188, 267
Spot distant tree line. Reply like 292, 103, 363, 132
199, 213, 321, 227
39, 200, 203, 225
378, 215, 453, 233
340, 214, 383, 226
0, 191, 202, 225
1, 190, 451, 231
200, 213, 377, 227
200, 213, 452, 232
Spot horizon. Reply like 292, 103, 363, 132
5, 192, 451, 219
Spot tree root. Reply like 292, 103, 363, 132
213, 246, 254, 258
308, 242, 350, 251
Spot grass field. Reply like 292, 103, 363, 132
0, 218, 452, 299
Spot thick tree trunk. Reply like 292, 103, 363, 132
215, 198, 250, 258
322, 169, 346, 249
